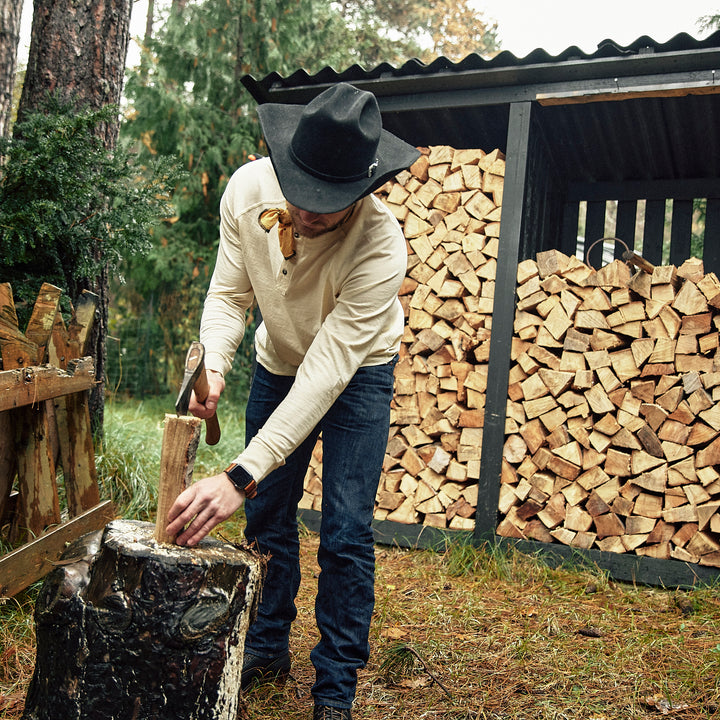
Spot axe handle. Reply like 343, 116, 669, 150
193, 368, 221, 446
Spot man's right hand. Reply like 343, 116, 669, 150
166, 471, 245, 547
190, 368, 225, 419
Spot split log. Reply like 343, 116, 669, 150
22, 520, 264, 720
155, 414, 203, 543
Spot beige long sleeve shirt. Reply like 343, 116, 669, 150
200, 157, 407, 483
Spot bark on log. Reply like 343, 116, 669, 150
22, 519, 264, 720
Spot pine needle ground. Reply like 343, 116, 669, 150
2, 533, 720, 719
2, 395, 719, 719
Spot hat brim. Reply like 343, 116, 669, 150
258, 102, 420, 214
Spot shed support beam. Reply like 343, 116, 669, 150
475, 101, 533, 542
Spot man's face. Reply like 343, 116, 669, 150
287, 202, 354, 239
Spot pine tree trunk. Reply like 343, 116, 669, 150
18, 0, 132, 145
144, 0, 155, 42
17, 0, 133, 436
0, 0, 23, 138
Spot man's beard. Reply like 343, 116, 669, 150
287, 203, 356, 238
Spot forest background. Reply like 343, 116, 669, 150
0, 0, 501, 424
1, 0, 719, 424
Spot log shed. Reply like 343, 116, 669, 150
242, 31, 720, 587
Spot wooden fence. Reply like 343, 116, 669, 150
0, 283, 114, 597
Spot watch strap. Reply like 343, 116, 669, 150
224, 463, 258, 499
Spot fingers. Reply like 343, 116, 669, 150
166, 473, 243, 547
188, 371, 225, 418
206, 370, 225, 411
175, 510, 221, 547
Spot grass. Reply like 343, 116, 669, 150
2, 396, 720, 719
96, 391, 248, 522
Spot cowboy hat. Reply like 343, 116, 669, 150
257, 83, 420, 214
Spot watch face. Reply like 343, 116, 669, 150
225, 464, 256, 497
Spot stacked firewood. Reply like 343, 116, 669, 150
300, 145, 505, 530
499, 250, 720, 567
299, 142, 720, 568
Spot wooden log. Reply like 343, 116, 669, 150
0, 501, 114, 598
155, 415, 203, 544
22, 520, 263, 720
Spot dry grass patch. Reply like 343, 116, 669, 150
2, 530, 720, 720
240, 533, 720, 720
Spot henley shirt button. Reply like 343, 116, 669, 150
282, 269, 288, 275
293, 232, 299, 238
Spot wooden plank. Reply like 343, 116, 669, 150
24, 283, 62, 361
48, 292, 101, 517
567, 178, 720, 204
0, 500, 115, 598
0, 412, 14, 523
0, 283, 39, 370
584, 201, 607, 269
0, 358, 96, 411
536, 80, 720, 106
560, 202, 580, 257
642, 199, 667, 266
669, 199, 692, 267
54, 392, 100, 516
704, 197, 720, 277
614, 200, 637, 256
13, 401, 60, 541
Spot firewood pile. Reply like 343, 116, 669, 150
498, 249, 720, 567
300, 144, 504, 531
299, 143, 720, 568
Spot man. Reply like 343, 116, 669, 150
166, 83, 419, 720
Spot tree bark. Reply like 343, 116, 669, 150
22, 520, 265, 720
17, 0, 133, 436
18, 0, 132, 145
0, 0, 23, 138
144, 0, 155, 43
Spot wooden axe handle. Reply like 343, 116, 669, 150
193, 367, 221, 446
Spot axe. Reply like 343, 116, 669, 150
175, 341, 221, 445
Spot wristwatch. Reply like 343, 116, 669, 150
223, 463, 258, 499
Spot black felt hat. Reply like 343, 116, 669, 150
257, 83, 420, 213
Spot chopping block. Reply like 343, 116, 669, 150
22, 414, 264, 720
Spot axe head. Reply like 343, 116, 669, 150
175, 342, 205, 416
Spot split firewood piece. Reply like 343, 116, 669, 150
155, 414, 203, 544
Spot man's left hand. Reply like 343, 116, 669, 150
166, 472, 244, 546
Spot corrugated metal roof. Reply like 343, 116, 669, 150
242, 30, 720, 104
242, 30, 720, 186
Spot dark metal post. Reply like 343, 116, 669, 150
474, 101, 533, 543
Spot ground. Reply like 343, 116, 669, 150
2, 530, 720, 720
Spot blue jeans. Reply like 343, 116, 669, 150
243, 359, 396, 709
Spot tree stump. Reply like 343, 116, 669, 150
22, 519, 264, 720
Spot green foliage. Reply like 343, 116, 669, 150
0, 96, 182, 323
335, 0, 499, 64
115, 0, 498, 397
698, 13, 720, 32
